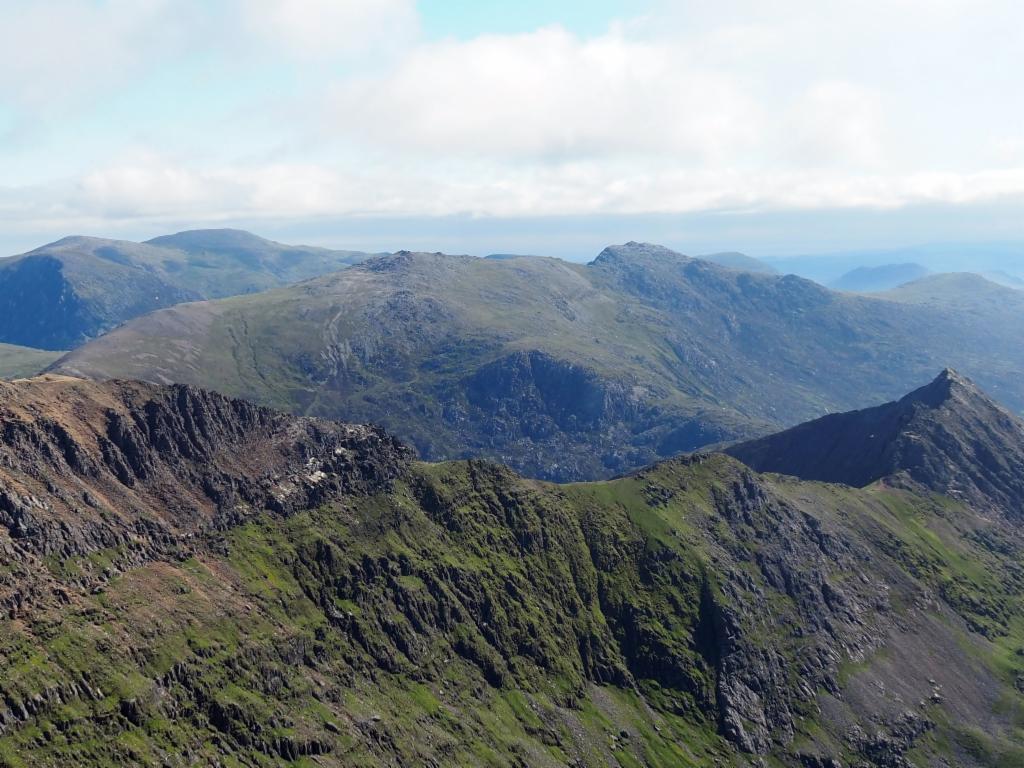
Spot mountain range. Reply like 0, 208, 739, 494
1, 370, 1022, 766
0, 229, 375, 350
768, 243, 1024, 285
51, 241, 1024, 481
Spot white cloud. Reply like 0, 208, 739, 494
0, 0, 191, 109
786, 81, 885, 168
328, 26, 762, 161
239, 0, 418, 58
2, 0, 1024, 237
13, 154, 1020, 227
0, 0, 417, 113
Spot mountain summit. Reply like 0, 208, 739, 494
727, 369, 1024, 516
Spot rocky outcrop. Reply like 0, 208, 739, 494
0, 377, 412, 561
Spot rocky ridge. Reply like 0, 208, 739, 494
0, 375, 1022, 766
727, 368, 1024, 518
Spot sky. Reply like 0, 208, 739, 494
2, 0, 1024, 260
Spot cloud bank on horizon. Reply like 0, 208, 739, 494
1, 0, 1023, 249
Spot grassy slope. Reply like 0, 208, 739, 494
2, 455, 1022, 766
0, 343, 64, 379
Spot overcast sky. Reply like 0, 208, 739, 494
2, 0, 1023, 258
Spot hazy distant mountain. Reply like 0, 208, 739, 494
698, 251, 779, 274
831, 262, 930, 292
54, 242, 1024, 481
769, 242, 1024, 284
879, 271, 1024, 311
0, 229, 375, 349
983, 270, 1024, 289
484, 253, 543, 260
144, 228, 375, 289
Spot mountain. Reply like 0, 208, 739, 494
2, 375, 1024, 766
53, 242, 1024, 481
0, 343, 65, 380
143, 229, 375, 290
0, 230, 374, 350
831, 263, 930, 292
879, 271, 1024, 310
485, 252, 543, 260
698, 251, 779, 274
727, 369, 1024, 516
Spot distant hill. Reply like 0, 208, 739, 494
54, 242, 1024, 481
879, 272, 1024, 312
0, 229, 375, 349
769, 242, 1024, 284
698, 251, 778, 274
831, 262, 930, 292
485, 253, 543, 260
0, 342, 65, 379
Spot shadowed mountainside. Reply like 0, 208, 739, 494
727, 368, 1024, 518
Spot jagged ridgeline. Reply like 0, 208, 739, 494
2, 374, 1024, 766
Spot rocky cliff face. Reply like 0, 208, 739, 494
0, 376, 410, 561
727, 369, 1024, 518
2, 377, 1023, 766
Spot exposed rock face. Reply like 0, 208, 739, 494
727, 369, 1024, 518
0, 376, 411, 559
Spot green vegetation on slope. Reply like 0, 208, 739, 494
3, 453, 1024, 766
0, 343, 64, 379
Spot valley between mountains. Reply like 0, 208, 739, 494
1, 370, 1023, 767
